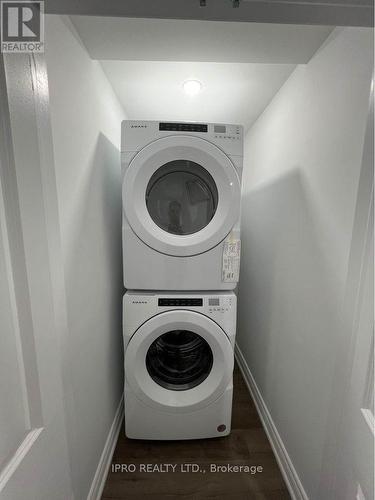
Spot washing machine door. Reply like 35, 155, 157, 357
123, 135, 241, 257
125, 310, 234, 413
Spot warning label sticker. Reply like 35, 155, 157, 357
222, 237, 241, 282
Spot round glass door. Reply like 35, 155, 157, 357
145, 160, 218, 235
122, 135, 241, 257
146, 329, 213, 391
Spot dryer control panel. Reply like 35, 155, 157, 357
213, 123, 242, 142
122, 120, 243, 157
159, 122, 207, 133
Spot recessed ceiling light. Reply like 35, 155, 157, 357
183, 80, 202, 96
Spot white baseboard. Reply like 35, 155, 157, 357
235, 345, 308, 500
87, 395, 124, 500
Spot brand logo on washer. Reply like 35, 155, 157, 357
130, 124, 147, 128
132, 300, 148, 304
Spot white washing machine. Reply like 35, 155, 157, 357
123, 291, 236, 440
122, 120, 243, 290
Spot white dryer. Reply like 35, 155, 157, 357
123, 291, 236, 440
122, 120, 243, 290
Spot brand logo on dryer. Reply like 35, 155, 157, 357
132, 300, 148, 304
130, 124, 147, 129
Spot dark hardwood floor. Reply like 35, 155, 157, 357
101, 364, 290, 499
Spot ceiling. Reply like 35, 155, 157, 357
100, 60, 295, 131
49, 0, 373, 27
70, 16, 333, 131
71, 16, 332, 63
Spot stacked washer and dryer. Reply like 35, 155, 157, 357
122, 121, 243, 439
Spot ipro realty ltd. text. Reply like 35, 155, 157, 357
111, 463, 264, 474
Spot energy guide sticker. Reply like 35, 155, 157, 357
222, 238, 241, 282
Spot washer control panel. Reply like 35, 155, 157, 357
155, 296, 234, 313
125, 292, 236, 341
207, 295, 234, 315
158, 298, 203, 307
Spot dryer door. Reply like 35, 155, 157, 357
123, 135, 241, 257
125, 310, 233, 413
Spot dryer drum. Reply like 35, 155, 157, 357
146, 330, 214, 391
145, 160, 218, 236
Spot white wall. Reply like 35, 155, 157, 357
237, 27, 373, 499
45, 16, 126, 499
